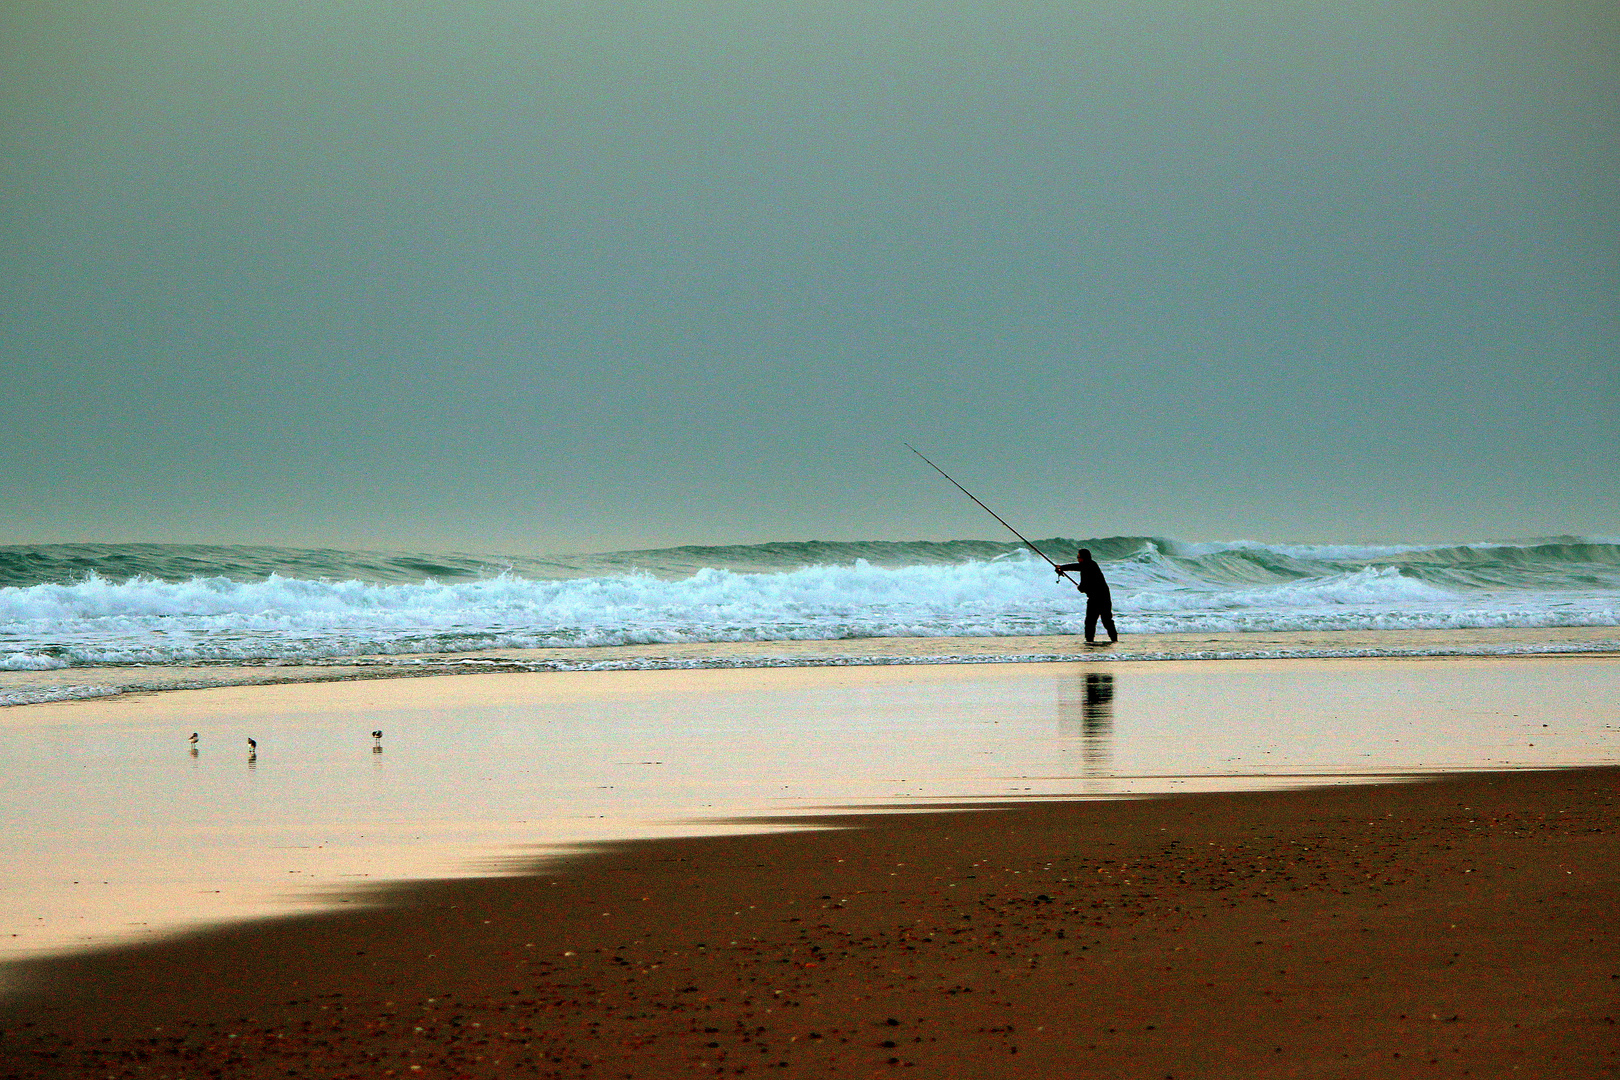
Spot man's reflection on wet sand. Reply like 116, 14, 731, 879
1059, 671, 1115, 783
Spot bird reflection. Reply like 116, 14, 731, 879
1059, 672, 1116, 783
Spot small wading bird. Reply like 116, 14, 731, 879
247, 738, 257, 751
188, 732, 199, 746
372, 729, 383, 740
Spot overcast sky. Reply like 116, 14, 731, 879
3, 1, 1615, 554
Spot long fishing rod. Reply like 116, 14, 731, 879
904, 443, 1081, 591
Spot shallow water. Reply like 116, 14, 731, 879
4, 626, 1616, 708
0, 656, 1615, 967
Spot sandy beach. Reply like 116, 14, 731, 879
3, 654, 1616, 965
1, 755, 1615, 1077
11, 0, 1617, 1071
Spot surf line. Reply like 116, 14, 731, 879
904, 443, 1082, 593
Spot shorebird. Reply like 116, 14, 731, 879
247, 737, 257, 751
189, 732, 199, 745
372, 729, 383, 740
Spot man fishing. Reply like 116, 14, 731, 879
903, 444, 1122, 645
1054, 548, 1118, 644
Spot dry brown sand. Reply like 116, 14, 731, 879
1, 767, 1615, 1079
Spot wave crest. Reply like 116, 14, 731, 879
1, 542, 1616, 669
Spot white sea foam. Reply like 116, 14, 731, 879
1122, 566, 1456, 610
1, 548, 1617, 672
1, 652, 69, 671
0, 683, 124, 707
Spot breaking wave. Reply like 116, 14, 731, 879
1, 537, 1616, 669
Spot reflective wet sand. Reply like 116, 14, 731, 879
3, 626, 1616, 707
1, 655, 1616, 965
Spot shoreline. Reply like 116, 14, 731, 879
2, 765, 1615, 1078
5, 625, 1618, 708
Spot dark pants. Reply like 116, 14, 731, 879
1085, 599, 1117, 643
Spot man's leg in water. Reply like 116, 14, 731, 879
1086, 600, 1118, 643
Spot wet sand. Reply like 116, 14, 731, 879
2, 765, 1615, 1079
4, 656, 1616, 963
5, 625, 1616, 707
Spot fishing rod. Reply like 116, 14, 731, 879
904, 443, 1082, 591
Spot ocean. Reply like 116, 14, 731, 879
3, 536, 1617, 687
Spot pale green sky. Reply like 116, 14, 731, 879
3, 1, 1616, 553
